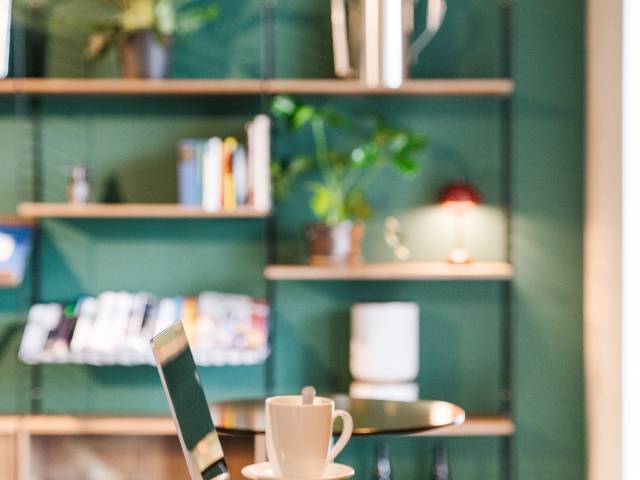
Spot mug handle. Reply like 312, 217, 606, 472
409, 0, 447, 61
328, 409, 353, 462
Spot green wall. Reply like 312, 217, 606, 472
0, 0, 584, 478
513, 0, 585, 478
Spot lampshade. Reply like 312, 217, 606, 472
438, 182, 481, 214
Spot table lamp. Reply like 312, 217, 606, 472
438, 182, 481, 264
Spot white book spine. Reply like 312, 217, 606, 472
90, 292, 117, 355
154, 298, 178, 335
202, 137, 222, 211
250, 115, 272, 212
19, 304, 61, 362
234, 146, 249, 205
70, 297, 98, 353
0, 0, 11, 79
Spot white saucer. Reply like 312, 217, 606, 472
241, 462, 355, 480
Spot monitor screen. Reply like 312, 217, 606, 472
152, 321, 228, 480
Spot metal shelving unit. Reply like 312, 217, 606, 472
8, 0, 516, 477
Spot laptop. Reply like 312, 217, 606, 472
151, 320, 229, 480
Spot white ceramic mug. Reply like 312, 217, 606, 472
265, 395, 353, 477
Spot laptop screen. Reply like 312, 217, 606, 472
152, 321, 228, 480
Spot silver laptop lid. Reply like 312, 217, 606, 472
151, 320, 229, 480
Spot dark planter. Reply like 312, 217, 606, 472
305, 221, 366, 266
117, 30, 172, 79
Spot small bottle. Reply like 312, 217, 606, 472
432, 444, 450, 480
67, 165, 90, 204
373, 443, 391, 480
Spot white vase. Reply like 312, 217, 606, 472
349, 381, 420, 402
350, 302, 419, 383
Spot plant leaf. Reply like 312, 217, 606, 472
351, 142, 379, 168
345, 189, 372, 221
388, 131, 411, 155
317, 106, 346, 127
271, 95, 297, 120
119, 0, 155, 32
85, 30, 116, 59
309, 183, 334, 221
175, 5, 220, 35
270, 155, 313, 200
292, 105, 316, 130
289, 155, 314, 176
391, 154, 421, 177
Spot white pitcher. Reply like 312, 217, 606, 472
331, 0, 447, 88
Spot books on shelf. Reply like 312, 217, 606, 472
178, 115, 272, 213
19, 291, 269, 367
0, 222, 33, 287
0, 0, 10, 79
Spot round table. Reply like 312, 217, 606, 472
211, 394, 465, 436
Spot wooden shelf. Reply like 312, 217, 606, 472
417, 415, 515, 437
0, 215, 35, 227
0, 78, 514, 97
0, 414, 513, 437
17, 202, 269, 219
264, 261, 513, 281
0, 272, 23, 289
0, 416, 20, 434
19, 415, 176, 436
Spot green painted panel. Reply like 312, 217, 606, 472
513, 0, 585, 478
39, 364, 265, 414
272, 280, 502, 414
0, 100, 22, 209
272, 0, 501, 79
36, 97, 261, 203
272, 97, 506, 264
0, 313, 31, 413
43, 0, 264, 79
337, 436, 502, 479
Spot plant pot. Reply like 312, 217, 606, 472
305, 221, 365, 266
117, 30, 172, 79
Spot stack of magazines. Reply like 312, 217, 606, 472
178, 115, 271, 213
19, 291, 269, 367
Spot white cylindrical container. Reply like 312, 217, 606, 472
350, 302, 419, 383
350, 381, 419, 402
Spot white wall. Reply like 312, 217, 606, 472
586, 0, 640, 478
585, 0, 622, 478
622, 0, 640, 477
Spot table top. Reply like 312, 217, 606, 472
211, 395, 465, 436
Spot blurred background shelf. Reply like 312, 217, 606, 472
19, 348, 270, 368
0, 215, 35, 226
0, 78, 514, 97
17, 202, 269, 219
0, 414, 513, 437
264, 262, 513, 281
0, 273, 22, 288
416, 415, 515, 437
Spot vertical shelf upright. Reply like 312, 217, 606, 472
12, 6, 45, 414
499, 0, 515, 478
261, 0, 278, 396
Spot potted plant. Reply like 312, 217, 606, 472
271, 95, 429, 266
85, 0, 220, 78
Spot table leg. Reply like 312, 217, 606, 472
219, 434, 255, 479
